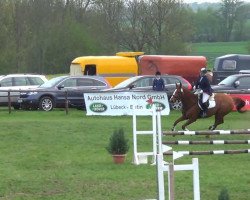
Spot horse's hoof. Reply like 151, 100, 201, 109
209, 125, 215, 130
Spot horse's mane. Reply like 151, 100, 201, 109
181, 86, 197, 107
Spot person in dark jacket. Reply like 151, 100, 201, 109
194, 68, 213, 117
153, 71, 165, 91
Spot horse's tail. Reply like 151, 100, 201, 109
232, 97, 246, 113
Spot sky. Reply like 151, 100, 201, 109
184, 0, 250, 3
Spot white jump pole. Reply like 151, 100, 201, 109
155, 111, 200, 200
156, 153, 165, 200
132, 107, 157, 165
193, 158, 200, 200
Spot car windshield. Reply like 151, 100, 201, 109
113, 76, 141, 89
218, 76, 238, 86
39, 76, 67, 88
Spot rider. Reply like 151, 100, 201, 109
194, 67, 213, 117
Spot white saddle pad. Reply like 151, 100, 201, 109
208, 94, 216, 109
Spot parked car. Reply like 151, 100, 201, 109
212, 54, 250, 84
0, 74, 48, 109
105, 75, 192, 110
212, 74, 250, 92
18, 75, 111, 111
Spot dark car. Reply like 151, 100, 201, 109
18, 75, 111, 111
106, 75, 192, 110
212, 54, 250, 84
212, 74, 250, 92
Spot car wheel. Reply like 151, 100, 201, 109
171, 100, 182, 110
39, 96, 54, 111
13, 105, 20, 110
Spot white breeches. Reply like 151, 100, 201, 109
202, 93, 210, 103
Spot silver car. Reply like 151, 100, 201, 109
0, 74, 48, 109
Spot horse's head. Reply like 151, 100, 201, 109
170, 82, 183, 103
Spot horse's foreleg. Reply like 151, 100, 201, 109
172, 115, 186, 131
181, 118, 197, 131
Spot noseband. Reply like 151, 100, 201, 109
171, 88, 183, 101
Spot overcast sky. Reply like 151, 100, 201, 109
184, 0, 250, 3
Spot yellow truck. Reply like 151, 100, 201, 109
70, 52, 207, 86
70, 52, 144, 86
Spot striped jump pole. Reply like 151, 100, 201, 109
163, 149, 250, 156
163, 140, 250, 145
163, 129, 250, 136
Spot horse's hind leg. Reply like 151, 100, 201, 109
172, 115, 186, 131
209, 114, 224, 130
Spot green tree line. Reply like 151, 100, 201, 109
0, 0, 249, 74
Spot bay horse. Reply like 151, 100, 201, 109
170, 83, 246, 131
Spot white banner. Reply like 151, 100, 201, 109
84, 91, 170, 116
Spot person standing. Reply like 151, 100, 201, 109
194, 68, 213, 117
153, 71, 165, 91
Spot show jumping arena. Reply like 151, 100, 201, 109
133, 110, 250, 200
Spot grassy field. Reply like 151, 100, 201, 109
189, 41, 250, 69
0, 108, 249, 200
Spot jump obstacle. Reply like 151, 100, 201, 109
163, 140, 250, 145
163, 129, 250, 136
132, 109, 250, 200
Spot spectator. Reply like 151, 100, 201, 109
153, 71, 165, 91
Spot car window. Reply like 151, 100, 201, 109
0, 77, 12, 87
222, 60, 236, 70
77, 78, 106, 87
40, 76, 66, 88
134, 78, 152, 87
218, 76, 237, 86
29, 77, 45, 85
62, 78, 77, 87
91, 79, 106, 86
238, 77, 250, 86
113, 76, 140, 89
13, 77, 28, 86
166, 77, 180, 84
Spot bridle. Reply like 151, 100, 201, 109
170, 87, 183, 102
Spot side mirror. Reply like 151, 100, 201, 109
129, 84, 135, 89
57, 85, 65, 90
234, 81, 240, 88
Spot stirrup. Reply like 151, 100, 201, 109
199, 111, 207, 118
202, 113, 207, 117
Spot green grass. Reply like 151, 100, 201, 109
0, 109, 249, 199
189, 41, 250, 69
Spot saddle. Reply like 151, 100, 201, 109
196, 92, 216, 109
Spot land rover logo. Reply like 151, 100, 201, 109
153, 102, 165, 111
90, 103, 107, 112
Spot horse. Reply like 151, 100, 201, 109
170, 82, 246, 131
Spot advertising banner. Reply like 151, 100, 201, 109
84, 91, 170, 116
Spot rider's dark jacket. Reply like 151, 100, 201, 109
195, 75, 213, 95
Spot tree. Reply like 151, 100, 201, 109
192, 7, 220, 42
148, 0, 194, 54
219, 0, 243, 41
232, 3, 250, 41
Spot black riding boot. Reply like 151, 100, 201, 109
201, 103, 208, 118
